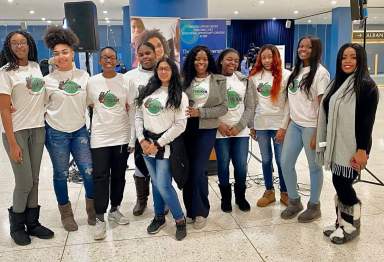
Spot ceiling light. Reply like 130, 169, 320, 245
106, 20, 110, 24
259, 0, 265, 4
105, 17, 109, 21
8, 0, 14, 3
99, 0, 104, 3
41, 17, 46, 21
234, 10, 239, 15
331, 1, 337, 5
308, 20, 312, 23
29, 10, 35, 14
103, 10, 108, 14
272, 17, 277, 20
294, 10, 299, 14
47, 20, 52, 24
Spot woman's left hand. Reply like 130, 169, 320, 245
229, 127, 240, 136
186, 106, 200, 117
350, 149, 368, 172
147, 143, 159, 155
310, 133, 317, 150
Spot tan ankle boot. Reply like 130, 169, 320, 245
280, 192, 289, 206
257, 190, 276, 207
58, 202, 78, 231
85, 198, 96, 225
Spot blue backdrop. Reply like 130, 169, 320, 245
227, 19, 295, 68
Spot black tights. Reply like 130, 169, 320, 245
332, 171, 359, 206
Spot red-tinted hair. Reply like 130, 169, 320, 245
249, 44, 283, 103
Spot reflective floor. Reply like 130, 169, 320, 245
0, 90, 383, 262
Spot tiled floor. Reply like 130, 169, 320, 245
0, 90, 383, 261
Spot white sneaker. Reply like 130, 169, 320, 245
186, 217, 195, 224
193, 216, 207, 230
108, 209, 130, 225
94, 218, 106, 240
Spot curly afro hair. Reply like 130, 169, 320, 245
44, 26, 79, 50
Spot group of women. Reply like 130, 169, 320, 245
0, 26, 378, 246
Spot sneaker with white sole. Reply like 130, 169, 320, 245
186, 217, 194, 224
108, 209, 130, 225
193, 216, 207, 230
94, 218, 106, 240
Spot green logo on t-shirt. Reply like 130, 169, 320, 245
26, 75, 44, 95
288, 79, 300, 94
99, 91, 119, 109
192, 85, 208, 100
227, 89, 242, 110
257, 82, 272, 97
144, 98, 163, 116
59, 80, 81, 95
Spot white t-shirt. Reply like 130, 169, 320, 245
135, 87, 188, 158
0, 62, 45, 132
190, 75, 210, 109
44, 68, 89, 132
288, 64, 330, 127
124, 65, 154, 145
252, 69, 291, 130
87, 73, 135, 148
217, 74, 249, 138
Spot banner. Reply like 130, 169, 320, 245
180, 19, 227, 66
130, 17, 180, 68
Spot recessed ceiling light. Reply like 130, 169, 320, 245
105, 17, 109, 21
41, 17, 46, 21
331, 1, 337, 5
272, 17, 277, 20
103, 10, 108, 14
47, 20, 52, 24
106, 20, 110, 24
259, 0, 265, 4
99, 0, 104, 3
234, 10, 239, 15
373, 16, 378, 19
294, 10, 299, 14
308, 19, 312, 23
29, 10, 35, 14
8, 0, 13, 3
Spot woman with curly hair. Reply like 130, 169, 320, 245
0, 30, 54, 246
182, 45, 227, 229
43, 26, 95, 232
139, 29, 171, 61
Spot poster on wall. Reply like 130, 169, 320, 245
180, 19, 227, 66
131, 17, 180, 68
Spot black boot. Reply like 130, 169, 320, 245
8, 207, 31, 246
218, 184, 232, 213
26, 206, 54, 239
234, 183, 250, 212
133, 176, 150, 216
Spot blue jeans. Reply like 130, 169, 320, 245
255, 130, 287, 192
143, 156, 184, 220
215, 137, 249, 187
281, 121, 323, 204
45, 124, 94, 205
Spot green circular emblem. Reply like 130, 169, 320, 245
26, 76, 44, 94
257, 82, 272, 98
288, 79, 300, 94
227, 89, 241, 110
59, 80, 81, 95
144, 98, 163, 116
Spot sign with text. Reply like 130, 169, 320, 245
352, 31, 384, 43
180, 19, 227, 67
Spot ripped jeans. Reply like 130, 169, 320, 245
45, 124, 94, 205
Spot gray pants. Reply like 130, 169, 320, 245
2, 127, 45, 213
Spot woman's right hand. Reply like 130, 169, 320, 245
10, 143, 22, 163
140, 140, 151, 155
250, 128, 256, 140
218, 123, 230, 136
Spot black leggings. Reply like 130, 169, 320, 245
332, 171, 359, 206
92, 144, 130, 214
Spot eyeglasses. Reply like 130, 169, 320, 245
157, 66, 171, 72
101, 56, 117, 61
10, 41, 28, 48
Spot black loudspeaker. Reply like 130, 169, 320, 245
350, 0, 368, 21
64, 1, 99, 52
